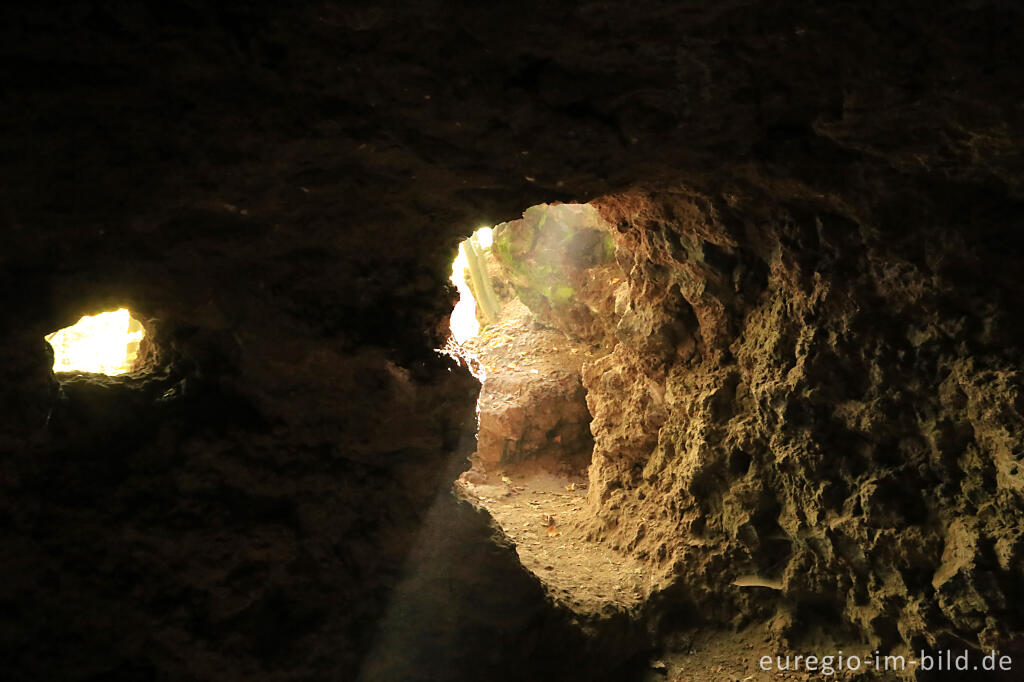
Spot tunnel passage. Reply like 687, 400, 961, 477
446, 203, 656, 614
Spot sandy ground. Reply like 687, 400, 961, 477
464, 471, 827, 681
650, 625, 825, 682
457, 469, 653, 616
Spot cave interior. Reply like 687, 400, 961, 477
3, 2, 1024, 681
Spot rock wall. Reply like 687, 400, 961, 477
474, 346, 593, 473
583, 186, 1024, 660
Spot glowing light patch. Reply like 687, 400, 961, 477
449, 227, 494, 344
450, 245, 479, 344
45, 308, 145, 375
475, 227, 493, 248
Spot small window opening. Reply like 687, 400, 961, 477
45, 308, 146, 375
447, 203, 649, 614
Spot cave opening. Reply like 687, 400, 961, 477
45, 307, 148, 376
447, 202, 654, 613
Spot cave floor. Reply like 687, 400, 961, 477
457, 469, 652, 616
639, 625, 819, 682
459, 469, 823, 681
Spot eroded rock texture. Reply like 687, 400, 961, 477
1, 1, 1023, 680
469, 204, 622, 474
584, 185, 1024, 658
467, 303, 595, 473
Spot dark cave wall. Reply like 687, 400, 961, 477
1, 1, 1023, 680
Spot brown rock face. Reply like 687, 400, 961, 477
474, 352, 593, 472
2, 2, 1024, 681
462, 294, 598, 471
582, 187, 1024, 659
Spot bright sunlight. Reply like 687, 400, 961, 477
45, 308, 145, 375
450, 227, 493, 344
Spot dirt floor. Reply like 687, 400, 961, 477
658, 625, 832, 682
456, 469, 653, 616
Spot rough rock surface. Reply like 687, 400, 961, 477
584, 188, 1024, 663
463, 299, 595, 474
1, 1, 1023, 681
